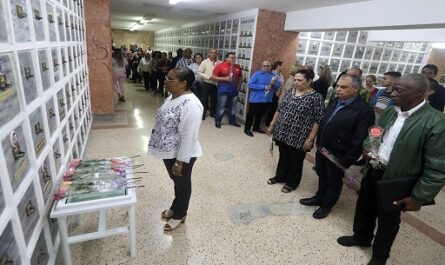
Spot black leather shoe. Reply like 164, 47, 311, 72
210, 113, 216, 117
252, 128, 266, 134
337, 236, 371, 247
215, 122, 221, 129
229, 122, 241, 127
367, 257, 387, 265
244, 130, 254, 137
299, 196, 321, 206
312, 207, 331, 219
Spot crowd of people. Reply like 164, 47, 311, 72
114, 43, 445, 265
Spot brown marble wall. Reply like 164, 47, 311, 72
85, 0, 114, 115
112, 29, 155, 50
251, 9, 299, 79
427, 48, 445, 82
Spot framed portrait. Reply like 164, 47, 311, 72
343, 45, 355, 58
232, 19, 239, 34
324, 31, 335, 40
358, 31, 368, 44
347, 31, 358, 43
308, 41, 320, 55
320, 42, 332, 56
310, 32, 322, 39
333, 43, 344, 57
372, 48, 383, 61
335, 31, 346, 42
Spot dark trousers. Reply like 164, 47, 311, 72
245, 102, 270, 131
157, 73, 166, 94
352, 167, 401, 261
150, 71, 159, 92
265, 94, 279, 126
199, 82, 217, 117
142, 71, 150, 90
314, 150, 344, 209
163, 158, 197, 219
275, 141, 306, 189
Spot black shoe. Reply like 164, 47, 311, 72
299, 196, 321, 206
368, 257, 387, 265
244, 130, 254, 137
337, 236, 371, 247
252, 128, 266, 134
229, 122, 241, 127
210, 113, 216, 118
312, 207, 331, 219
215, 122, 221, 129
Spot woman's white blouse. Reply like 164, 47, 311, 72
148, 94, 203, 163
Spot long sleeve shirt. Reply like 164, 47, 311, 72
198, 58, 220, 85
137, 58, 152, 73
247, 70, 282, 103
188, 63, 202, 82
148, 94, 203, 163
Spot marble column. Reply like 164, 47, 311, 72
251, 9, 299, 79
84, 0, 114, 115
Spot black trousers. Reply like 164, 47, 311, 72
245, 102, 270, 131
274, 141, 306, 189
199, 82, 217, 117
352, 167, 401, 261
150, 71, 159, 92
163, 158, 197, 219
265, 94, 279, 126
314, 150, 344, 209
157, 73, 166, 94
142, 71, 150, 90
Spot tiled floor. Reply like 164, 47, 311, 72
70, 81, 445, 265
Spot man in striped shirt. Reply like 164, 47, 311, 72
374, 71, 401, 120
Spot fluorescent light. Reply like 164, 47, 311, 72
129, 24, 140, 31
169, 0, 180, 4
432, 43, 445, 49
139, 19, 148, 24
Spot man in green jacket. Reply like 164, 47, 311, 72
336, 73, 445, 265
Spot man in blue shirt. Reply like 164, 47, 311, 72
244, 60, 282, 137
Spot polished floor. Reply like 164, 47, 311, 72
69, 81, 445, 265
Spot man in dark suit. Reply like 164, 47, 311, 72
300, 74, 375, 219
421, 64, 445, 112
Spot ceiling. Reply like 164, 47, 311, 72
110, 0, 373, 32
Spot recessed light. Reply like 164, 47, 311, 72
169, 0, 180, 5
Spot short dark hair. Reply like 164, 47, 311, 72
384, 71, 402, 78
340, 74, 362, 89
296, 69, 315, 82
194, 53, 203, 60
272, 61, 283, 70
422, 64, 438, 75
170, 67, 195, 90
365, 74, 377, 83
225, 52, 236, 59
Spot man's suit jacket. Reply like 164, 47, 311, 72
317, 96, 375, 168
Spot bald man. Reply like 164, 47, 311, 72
338, 74, 445, 265
245, 60, 282, 136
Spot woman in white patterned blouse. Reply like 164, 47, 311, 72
148, 68, 203, 231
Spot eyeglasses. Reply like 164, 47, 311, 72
165, 76, 181, 82
263, 65, 271, 67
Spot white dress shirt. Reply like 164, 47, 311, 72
378, 100, 426, 165
198, 58, 220, 85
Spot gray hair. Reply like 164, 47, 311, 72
401, 73, 429, 94
340, 74, 362, 89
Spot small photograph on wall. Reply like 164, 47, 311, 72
354, 46, 365, 59
347, 31, 358, 43
388, 64, 397, 72
3, 124, 30, 191
358, 31, 368, 44
382, 49, 392, 61
395, 42, 403, 49
408, 52, 417, 63
340, 60, 351, 72
296, 56, 304, 65
396, 64, 405, 73
324, 31, 335, 40
310, 32, 322, 39
304, 57, 316, 67
330, 59, 341, 72
362, 62, 370, 73
415, 53, 425, 64
369, 62, 379, 73
377, 41, 385, 47
308, 41, 320, 55
220, 21, 226, 34
214, 23, 220, 35
333, 44, 344, 57
227, 20, 233, 35
335, 31, 347, 42
403, 42, 412, 50
232, 19, 239, 34
343, 45, 355, 58
373, 48, 383, 61
405, 65, 414, 73
386, 41, 394, 48
299, 32, 309, 38
320, 42, 332, 56
391, 50, 401, 61
230, 36, 237, 50
378, 63, 388, 74
364, 47, 373, 60
297, 39, 308, 54
318, 58, 329, 68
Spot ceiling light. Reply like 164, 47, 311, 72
169, 0, 180, 5
139, 19, 148, 24
130, 24, 140, 31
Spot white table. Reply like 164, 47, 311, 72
50, 188, 137, 265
